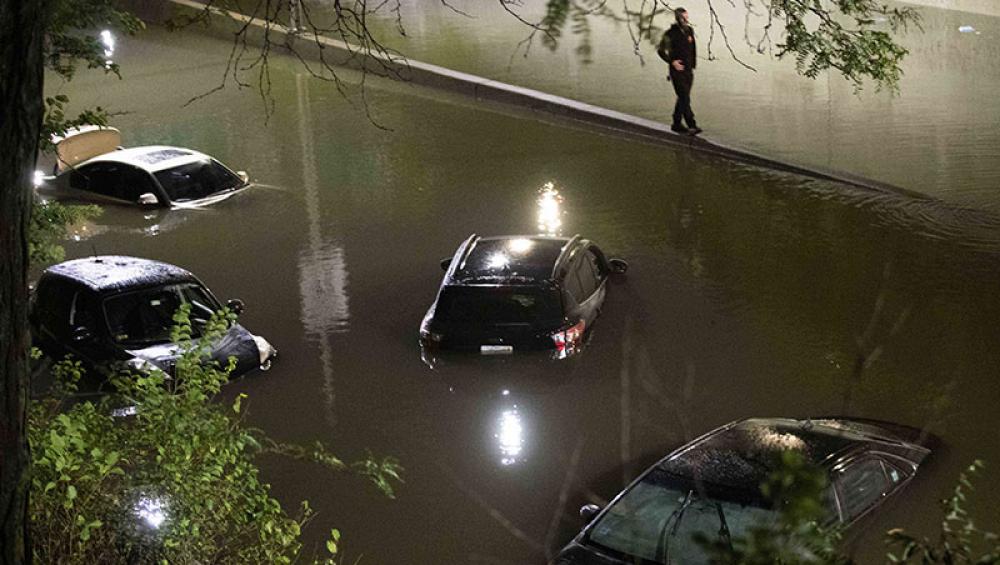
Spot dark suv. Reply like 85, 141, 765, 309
30, 256, 277, 387
420, 234, 627, 358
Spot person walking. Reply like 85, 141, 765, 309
658, 7, 702, 135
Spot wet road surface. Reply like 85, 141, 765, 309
338, 0, 1000, 212
46, 24, 1000, 564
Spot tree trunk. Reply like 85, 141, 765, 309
1, 1, 46, 563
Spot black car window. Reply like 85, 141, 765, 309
588, 247, 610, 278
103, 283, 220, 346
576, 255, 600, 299
154, 159, 242, 202
883, 459, 905, 485
71, 163, 157, 202
586, 469, 779, 564
436, 286, 562, 325
69, 290, 101, 336
563, 260, 587, 304
836, 458, 891, 522
34, 278, 77, 339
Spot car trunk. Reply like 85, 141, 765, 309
433, 285, 564, 350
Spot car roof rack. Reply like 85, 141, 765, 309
551, 234, 582, 279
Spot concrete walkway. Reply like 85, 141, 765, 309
127, 0, 917, 197
900, 0, 1000, 17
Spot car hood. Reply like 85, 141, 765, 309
124, 323, 260, 377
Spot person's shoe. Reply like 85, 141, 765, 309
671, 124, 689, 134
687, 126, 703, 136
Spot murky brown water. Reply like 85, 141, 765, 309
48, 23, 1000, 564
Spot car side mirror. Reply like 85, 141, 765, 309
440, 257, 452, 271
609, 258, 628, 275
580, 504, 601, 521
71, 326, 93, 343
237, 171, 249, 184
137, 192, 159, 206
227, 299, 245, 316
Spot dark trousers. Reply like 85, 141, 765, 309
670, 70, 696, 128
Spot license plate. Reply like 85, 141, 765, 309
480, 345, 514, 355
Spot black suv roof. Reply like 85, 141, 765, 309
450, 235, 579, 285
42, 256, 197, 293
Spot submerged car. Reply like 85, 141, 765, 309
30, 256, 276, 386
555, 417, 931, 565
420, 234, 627, 358
36, 125, 249, 208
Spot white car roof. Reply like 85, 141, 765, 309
82, 145, 215, 174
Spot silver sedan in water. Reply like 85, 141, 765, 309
36, 126, 250, 209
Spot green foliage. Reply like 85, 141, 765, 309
41, 94, 112, 153
696, 453, 998, 564
29, 199, 101, 266
32, 0, 141, 266
772, 0, 921, 93
536, 0, 921, 91
696, 450, 846, 564
29, 306, 402, 564
886, 460, 1000, 564
45, 0, 144, 81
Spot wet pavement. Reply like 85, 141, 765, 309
337, 0, 1000, 212
46, 22, 1000, 564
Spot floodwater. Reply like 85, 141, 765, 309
48, 23, 1000, 564
319, 0, 1000, 211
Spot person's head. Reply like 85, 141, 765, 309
674, 7, 689, 25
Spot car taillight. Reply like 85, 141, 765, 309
551, 319, 585, 354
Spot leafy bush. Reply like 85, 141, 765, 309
697, 452, 998, 564
29, 199, 101, 265
29, 305, 401, 564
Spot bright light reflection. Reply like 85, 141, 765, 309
496, 408, 524, 466
508, 238, 533, 254
135, 497, 166, 529
100, 30, 115, 67
537, 182, 564, 235
33, 170, 44, 187
753, 427, 807, 451
111, 405, 137, 418
486, 252, 509, 270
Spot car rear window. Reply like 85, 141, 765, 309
154, 159, 242, 202
436, 286, 562, 325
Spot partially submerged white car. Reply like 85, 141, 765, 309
36, 126, 250, 209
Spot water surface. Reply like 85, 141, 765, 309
48, 24, 1000, 564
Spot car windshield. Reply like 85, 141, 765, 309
585, 468, 779, 564
436, 286, 562, 325
103, 283, 220, 347
153, 159, 242, 202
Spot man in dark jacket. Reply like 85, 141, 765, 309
657, 7, 702, 135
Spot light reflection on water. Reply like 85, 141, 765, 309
51, 24, 1000, 565
135, 496, 167, 530
537, 182, 564, 235
496, 403, 526, 466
